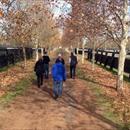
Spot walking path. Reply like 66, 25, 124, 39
0, 77, 118, 130
0, 52, 121, 130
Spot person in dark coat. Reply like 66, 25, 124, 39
34, 57, 44, 88
43, 52, 50, 79
55, 53, 65, 65
69, 52, 78, 79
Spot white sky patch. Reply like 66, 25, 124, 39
50, 0, 72, 18
128, 6, 130, 20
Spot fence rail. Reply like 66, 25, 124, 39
78, 48, 130, 77
0, 47, 33, 68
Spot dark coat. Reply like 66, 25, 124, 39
43, 55, 50, 64
70, 55, 78, 66
34, 59, 44, 75
56, 58, 65, 65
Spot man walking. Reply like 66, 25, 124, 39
56, 53, 65, 65
52, 60, 66, 99
43, 52, 50, 79
69, 52, 78, 79
34, 57, 44, 88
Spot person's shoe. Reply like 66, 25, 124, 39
53, 94, 58, 100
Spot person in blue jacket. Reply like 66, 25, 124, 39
51, 59, 66, 99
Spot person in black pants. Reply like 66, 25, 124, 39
34, 57, 44, 88
43, 52, 50, 79
69, 52, 78, 79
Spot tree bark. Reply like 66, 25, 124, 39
22, 47, 27, 68
41, 48, 44, 56
71, 45, 73, 52
35, 44, 39, 62
77, 42, 80, 60
117, 44, 126, 90
92, 49, 96, 71
77, 47, 79, 60
116, 0, 128, 91
82, 43, 85, 64
92, 42, 96, 70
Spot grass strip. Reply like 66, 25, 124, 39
77, 68, 130, 130
0, 74, 34, 108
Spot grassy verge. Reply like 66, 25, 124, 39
91, 61, 130, 84
0, 74, 35, 108
0, 65, 14, 72
77, 68, 130, 130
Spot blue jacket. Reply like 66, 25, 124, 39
52, 62, 66, 81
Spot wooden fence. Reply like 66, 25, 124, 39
78, 48, 130, 76
0, 47, 33, 68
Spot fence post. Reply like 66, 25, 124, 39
104, 51, 108, 67
100, 51, 103, 64
95, 50, 98, 63
110, 52, 115, 70
6, 49, 9, 66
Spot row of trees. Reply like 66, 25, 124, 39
62, 0, 129, 91
0, 0, 60, 66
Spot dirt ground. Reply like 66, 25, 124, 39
0, 77, 119, 130
0, 52, 124, 130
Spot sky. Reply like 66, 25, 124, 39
50, 0, 72, 18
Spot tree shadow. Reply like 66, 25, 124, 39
79, 75, 116, 90
31, 77, 53, 98
41, 85, 53, 98
79, 66, 117, 90
60, 81, 122, 130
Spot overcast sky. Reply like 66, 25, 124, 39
50, 0, 72, 18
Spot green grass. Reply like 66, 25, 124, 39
77, 68, 130, 130
0, 65, 14, 72
0, 74, 34, 108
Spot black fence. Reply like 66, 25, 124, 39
78, 48, 130, 76
0, 47, 33, 68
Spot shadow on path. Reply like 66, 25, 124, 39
59, 79, 122, 130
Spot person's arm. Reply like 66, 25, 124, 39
76, 56, 78, 64
69, 57, 71, 64
48, 56, 50, 62
34, 61, 38, 72
63, 65, 66, 81
63, 59, 65, 65
51, 65, 56, 80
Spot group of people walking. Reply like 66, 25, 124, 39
34, 52, 78, 99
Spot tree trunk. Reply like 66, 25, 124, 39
82, 43, 85, 64
77, 47, 79, 60
77, 42, 80, 60
22, 47, 27, 68
92, 49, 95, 71
41, 48, 44, 56
35, 44, 39, 62
116, 0, 128, 91
92, 42, 96, 70
71, 45, 73, 52
117, 43, 127, 90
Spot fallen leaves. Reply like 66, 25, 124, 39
79, 60, 130, 125
0, 60, 34, 97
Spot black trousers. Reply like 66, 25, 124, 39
36, 73, 43, 87
70, 65, 76, 78
44, 64, 49, 79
